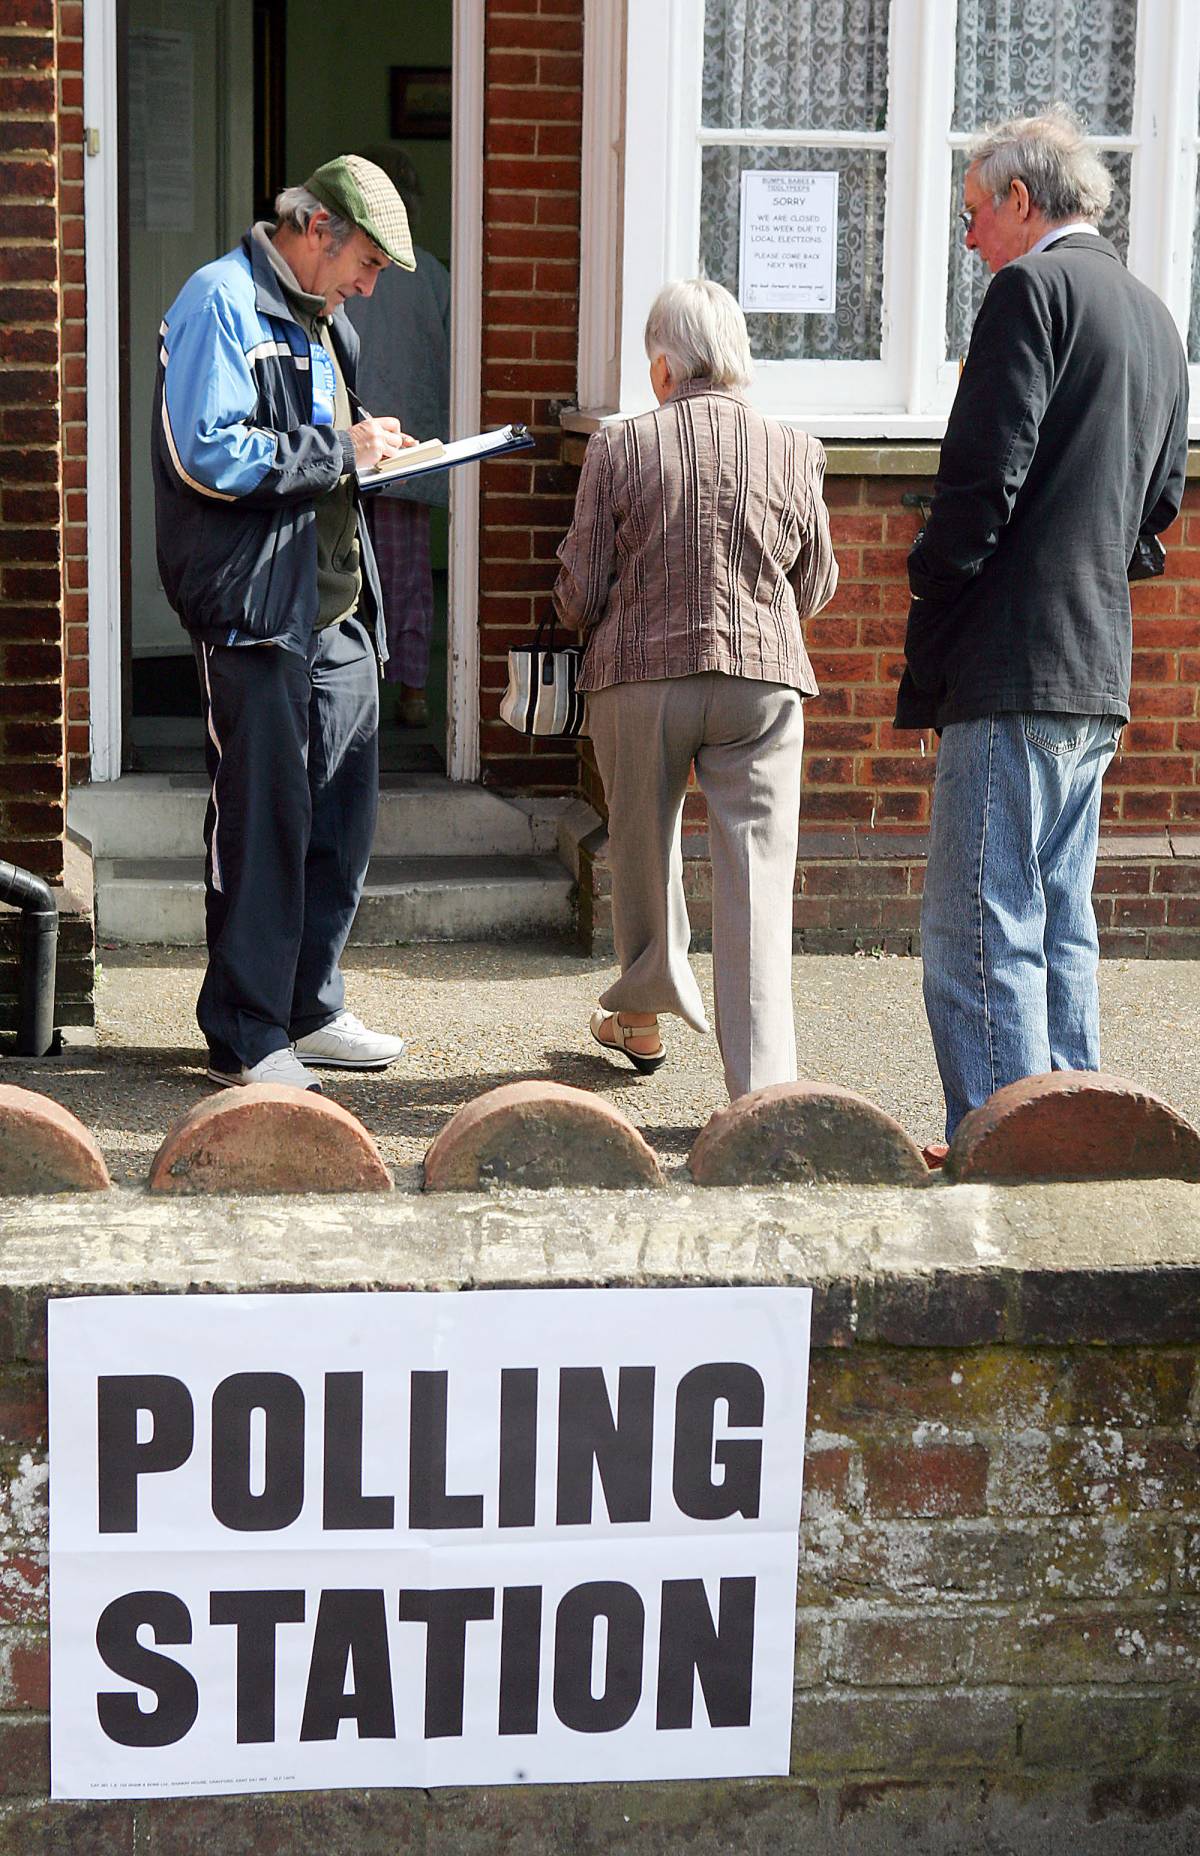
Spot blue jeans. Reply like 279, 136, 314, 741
921, 712, 1123, 1140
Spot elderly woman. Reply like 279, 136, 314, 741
552, 278, 838, 1102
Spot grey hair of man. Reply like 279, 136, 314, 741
970, 106, 1113, 224
273, 183, 356, 251
644, 278, 753, 390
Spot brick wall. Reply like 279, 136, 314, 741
809, 478, 1200, 831
477, 0, 583, 794
0, 0, 66, 884
577, 474, 1200, 953
0, 1266, 1196, 1846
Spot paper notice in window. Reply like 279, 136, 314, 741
738, 171, 838, 315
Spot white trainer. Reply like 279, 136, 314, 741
293, 1011, 406, 1071
206, 1046, 323, 1092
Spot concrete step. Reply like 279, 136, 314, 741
70, 771, 548, 861
95, 856, 575, 947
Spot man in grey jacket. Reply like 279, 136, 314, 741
894, 110, 1188, 1149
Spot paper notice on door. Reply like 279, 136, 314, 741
129, 29, 194, 233
738, 171, 838, 315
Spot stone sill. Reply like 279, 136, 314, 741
1, 1180, 1197, 1355
561, 417, 1200, 480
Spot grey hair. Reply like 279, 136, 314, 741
644, 278, 753, 389
969, 105, 1112, 224
273, 184, 356, 250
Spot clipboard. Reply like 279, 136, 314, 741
356, 421, 534, 491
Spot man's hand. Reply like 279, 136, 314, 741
349, 415, 418, 470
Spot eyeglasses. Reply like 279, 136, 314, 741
958, 205, 980, 233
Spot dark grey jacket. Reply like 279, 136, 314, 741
151, 231, 386, 659
895, 235, 1189, 730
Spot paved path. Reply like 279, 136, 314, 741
9, 943, 1200, 1189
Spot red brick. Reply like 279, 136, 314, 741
948, 1071, 1200, 1184
689, 1081, 927, 1186
488, 14, 582, 51
425, 1080, 663, 1190
486, 119, 537, 156
0, 74, 53, 110
149, 1087, 393, 1194
0, 120, 54, 154
862, 1441, 990, 1519
0, 1086, 108, 1191
489, 84, 581, 121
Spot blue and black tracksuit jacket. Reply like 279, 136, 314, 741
151, 229, 386, 661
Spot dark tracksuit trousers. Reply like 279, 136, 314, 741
194, 614, 379, 1070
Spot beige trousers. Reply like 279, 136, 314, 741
587, 673, 804, 1102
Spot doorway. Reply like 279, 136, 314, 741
118, 0, 456, 778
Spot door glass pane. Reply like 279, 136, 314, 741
702, 0, 889, 132
952, 0, 1138, 135
946, 150, 1131, 361
1190, 168, 1200, 364
701, 144, 886, 361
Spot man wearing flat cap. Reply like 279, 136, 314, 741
152, 155, 417, 1091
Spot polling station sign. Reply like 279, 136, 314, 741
49, 1288, 810, 1798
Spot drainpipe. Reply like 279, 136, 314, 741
0, 861, 58, 1057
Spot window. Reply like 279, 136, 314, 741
576, 0, 1200, 438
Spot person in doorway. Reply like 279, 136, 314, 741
152, 155, 417, 1091
346, 148, 451, 731
895, 109, 1189, 1152
553, 279, 838, 1103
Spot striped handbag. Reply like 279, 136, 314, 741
499, 611, 586, 738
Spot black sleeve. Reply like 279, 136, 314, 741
908, 264, 1055, 605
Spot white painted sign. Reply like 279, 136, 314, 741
738, 170, 839, 314
49, 1289, 810, 1798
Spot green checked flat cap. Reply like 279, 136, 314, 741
305, 153, 416, 271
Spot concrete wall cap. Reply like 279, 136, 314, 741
423, 1080, 664, 1191
689, 1080, 930, 1187
148, 1085, 393, 1194
947, 1071, 1200, 1184
0, 1084, 110, 1194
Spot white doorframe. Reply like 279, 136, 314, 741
446, 0, 484, 784
83, 0, 121, 783
84, 0, 485, 785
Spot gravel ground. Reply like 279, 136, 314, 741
7, 942, 1200, 1189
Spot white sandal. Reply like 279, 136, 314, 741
589, 1008, 666, 1075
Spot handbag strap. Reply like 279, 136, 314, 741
533, 607, 559, 655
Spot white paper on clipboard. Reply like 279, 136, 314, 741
356, 422, 533, 490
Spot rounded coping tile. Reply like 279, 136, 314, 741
423, 1080, 664, 1191
689, 1079, 929, 1187
148, 1084, 393, 1194
947, 1070, 1200, 1183
0, 1083, 111, 1193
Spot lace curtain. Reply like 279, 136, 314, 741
946, 0, 1139, 357
702, 0, 890, 133
699, 0, 889, 360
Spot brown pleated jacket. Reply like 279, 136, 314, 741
552, 380, 838, 694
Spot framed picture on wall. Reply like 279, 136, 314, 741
390, 66, 452, 139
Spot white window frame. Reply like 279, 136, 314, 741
574, 0, 1200, 441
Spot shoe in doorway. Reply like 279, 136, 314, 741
398, 687, 429, 728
